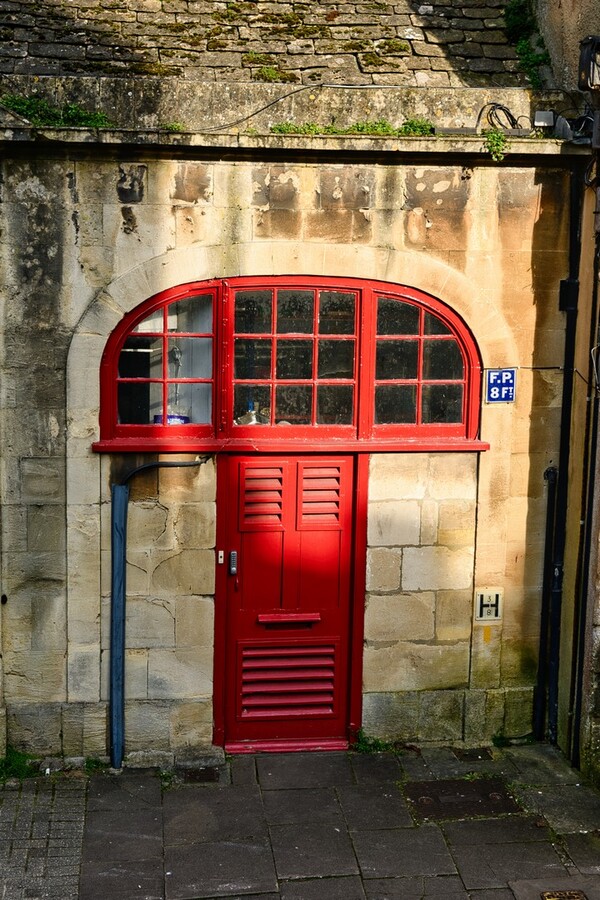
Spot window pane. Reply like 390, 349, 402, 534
234, 385, 271, 423
168, 294, 213, 333
317, 385, 353, 424
119, 336, 161, 378
275, 385, 312, 424
375, 385, 417, 424
133, 309, 163, 333
235, 290, 272, 333
318, 340, 354, 379
277, 290, 314, 334
376, 340, 418, 380
168, 337, 212, 379
276, 340, 313, 379
318, 292, 355, 334
424, 312, 451, 335
234, 339, 272, 379
422, 384, 464, 423
166, 383, 211, 424
423, 340, 463, 380
118, 381, 162, 424
377, 298, 419, 335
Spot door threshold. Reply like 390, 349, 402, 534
225, 738, 349, 753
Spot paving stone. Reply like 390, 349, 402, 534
350, 752, 404, 784
450, 841, 569, 890
262, 787, 344, 825
164, 836, 277, 899
79, 857, 164, 900
270, 822, 359, 879
163, 784, 266, 844
256, 751, 355, 790
562, 831, 600, 874
364, 874, 469, 898
281, 875, 367, 899
352, 824, 456, 879
82, 807, 162, 861
514, 784, 600, 834
509, 875, 600, 899
442, 816, 553, 846
405, 777, 521, 821
337, 783, 413, 830
86, 773, 162, 811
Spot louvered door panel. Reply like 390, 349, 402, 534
299, 465, 343, 529
240, 643, 337, 718
240, 464, 285, 530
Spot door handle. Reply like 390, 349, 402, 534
229, 551, 238, 576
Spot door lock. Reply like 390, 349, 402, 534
229, 551, 238, 575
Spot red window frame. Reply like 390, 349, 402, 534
94, 276, 486, 453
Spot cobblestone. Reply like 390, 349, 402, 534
0, 778, 86, 900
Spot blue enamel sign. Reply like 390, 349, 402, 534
486, 369, 516, 403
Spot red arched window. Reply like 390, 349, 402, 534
95, 276, 484, 452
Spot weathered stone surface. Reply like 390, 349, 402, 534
365, 592, 435, 642
147, 648, 213, 699
363, 641, 470, 692
366, 547, 402, 592
368, 500, 421, 547
402, 546, 475, 591
170, 700, 213, 750
151, 549, 215, 595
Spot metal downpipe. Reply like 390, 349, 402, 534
109, 458, 208, 769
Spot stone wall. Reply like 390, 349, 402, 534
535, 0, 600, 90
0, 123, 581, 756
0, 0, 528, 87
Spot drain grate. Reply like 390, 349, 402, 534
404, 777, 521, 821
540, 893, 588, 900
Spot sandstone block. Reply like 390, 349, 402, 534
151, 549, 215, 595
170, 700, 213, 750
368, 500, 421, 547
361, 691, 420, 741
21, 458, 64, 503
363, 641, 470, 692
4, 650, 66, 701
147, 648, 212, 699
125, 700, 171, 750
435, 590, 473, 641
27, 505, 66, 554
7, 702, 63, 754
366, 547, 402, 591
419, 690, 464, 741
428, 454, 477, 499
175, 596, 215, 649
368, 453, 429, 500
67, 456, 101, 506
127, 502, 173, 551
402, 546, 474, 591
503, 687, 534, 738
365, 592, 435, 642
123, 597, 176, 649
158, 455, 216, 501
68, 645, 100, 702
173, 502, 216, 549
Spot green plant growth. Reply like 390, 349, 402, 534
352, 730, 397, 753
1, 94, 113, 127
254, 66, 298, 83
84, 756, 108, 775
159, 121, 187, 132
242, 51, 276, 66
503, 0, 550, 88
270, 118, 434, 137
515, 37, 551, 89
0, 746, 39, 782
483, 127, 509, 161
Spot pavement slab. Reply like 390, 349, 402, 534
2, 742, 600, 899
270, 821, 360, 879
352, 823, 457, 879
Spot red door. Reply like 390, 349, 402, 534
218, 454, 355, 751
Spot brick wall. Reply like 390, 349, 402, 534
0, 0, 528, 87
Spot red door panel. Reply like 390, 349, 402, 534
221, 454, 355, 751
